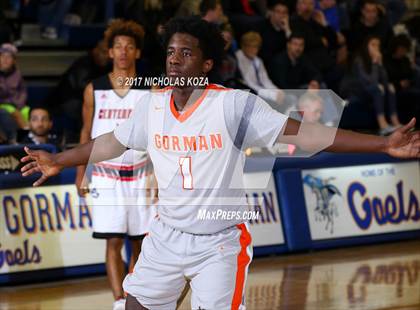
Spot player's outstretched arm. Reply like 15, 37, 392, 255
278, 117, 420, 158
21, 132, 126, 186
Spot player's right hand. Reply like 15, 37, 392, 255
21, 146, 63, 186
75, 171, 89, 197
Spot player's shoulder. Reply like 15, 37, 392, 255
207, 83, 232, 91
219, 86, 258, 104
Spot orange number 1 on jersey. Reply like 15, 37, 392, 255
179, 156, 193, 189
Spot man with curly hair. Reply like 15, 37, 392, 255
21, 17, 420, 310
75, 19, 154, 310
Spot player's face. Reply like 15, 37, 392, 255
109, 35, 140, 70
166, 33, 213, 85
29, 109, 52, 136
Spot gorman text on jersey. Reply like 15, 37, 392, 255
154, 133, 223, 152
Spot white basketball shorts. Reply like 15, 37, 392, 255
123, 217, 253, 309
90, 173, 156, 239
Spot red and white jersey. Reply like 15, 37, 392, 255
91, 75, 149, 170
114, 84, 288, 233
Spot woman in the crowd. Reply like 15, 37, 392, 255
353, 35, 402, 135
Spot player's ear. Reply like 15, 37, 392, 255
109, 48, 114, 59
136, 49, 141, 59
202, 59, 213, 74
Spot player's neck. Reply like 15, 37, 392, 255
172, 86, 205, 111
111, 66, 136, 79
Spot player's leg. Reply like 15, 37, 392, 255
126, 294, 148, 310
126, 181, 156, 271
128, 238, 143, 272
176, 281, 190, 309
123, 218, 187, 309
106, 237, 126, 300
91, 177, 129, 308
187, 223, 253, 310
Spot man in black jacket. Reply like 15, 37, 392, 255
269, 33, 322, 89
258, 0, 291, 66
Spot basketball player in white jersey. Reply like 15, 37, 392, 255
75, 20, 154, 310
21, 17, 420, 310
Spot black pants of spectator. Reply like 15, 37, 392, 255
364, 84, 398, 118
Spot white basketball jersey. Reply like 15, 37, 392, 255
91, 75, 148, 167
148, 85, 250, 234
114, 84, 288, 234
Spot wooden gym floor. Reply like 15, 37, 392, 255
1, 240, 420, 310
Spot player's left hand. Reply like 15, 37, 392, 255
386, 118, 420, 159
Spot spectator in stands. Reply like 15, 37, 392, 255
284, 91, 327, 155
223, 0, 267, 17
0, 109, 17, 144
353, 36, 401, 135
216, 23, 240, 87
316, 0, 348, 65
351, 0, 407, 27
176, 0, 201, 17
269, 33, 322, 89
21, 107, 60, 146
46, 39, 110, 143
38, 0, 73, 39
223, 0, 266, 41
298, 92, 325, 124
258, 0, 291, 65
316, 0, 340, 32
272, 34, 341, 125
236, 31, 285, 108
348, 0, 393, 52
385, 34, 420, 120
200, 0, 224, 24
290, 0, 338, 83
0, 43, 28, 129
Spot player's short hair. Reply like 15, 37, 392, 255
199, 0, 221, 16
104, 19, 145, 49
163, 16, 225, 68
240, 31, 262, 48
29, 107, 51, 120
